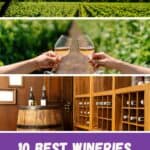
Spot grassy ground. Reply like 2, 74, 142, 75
0, 2, 149, 17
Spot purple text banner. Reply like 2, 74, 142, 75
0, 132, 149, 150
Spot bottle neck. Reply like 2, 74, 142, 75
29, 92, 34, 100
41, 90, 47, 100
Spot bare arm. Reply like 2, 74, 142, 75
111, 60, 150, 74
0, 51, 60, 74
90, 52, 150, 74
0, 59, 38, 74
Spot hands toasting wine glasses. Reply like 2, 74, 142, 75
44, 34, 104, 74
1, 34, 148, 74
0, 33, 146, 74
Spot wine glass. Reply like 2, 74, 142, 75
54, 35, 71, 57
44, 35, 71, 74
78, 35, 103, 74
78, 35, 94, 59
53, 35, 72, 72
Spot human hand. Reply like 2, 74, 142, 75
33, 51, 61, 70
89, 52, 120, 70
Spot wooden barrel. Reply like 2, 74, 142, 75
17, 104, 63, 131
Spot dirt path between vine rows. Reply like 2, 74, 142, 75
56, 21, 93, 74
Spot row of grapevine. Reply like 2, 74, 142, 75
4, 2, 79, 17
86, 3, 150, 17
80, 3, 150, 17
1, 2, 150, 17
79, 4, 88, 17
83, 4, 97, 17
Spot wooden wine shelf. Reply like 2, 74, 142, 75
115, 84, 146, 94
122, 107, 144, 110
75, 94, 90, 98
73, 77, 150, 131
74, 124, 90, 130
93, 90, 113, 96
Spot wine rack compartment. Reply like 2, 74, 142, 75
93, 77, 112, 92
75, 97, 90, 129
74, 77, 90, 95
119, 91, 144, 131
93, 95, 112, 130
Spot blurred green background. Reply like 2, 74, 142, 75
78, 20, 150, 73
0, 20, 71, 66
0, 20, 149, 73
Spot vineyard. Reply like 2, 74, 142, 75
0, 2, 150, 17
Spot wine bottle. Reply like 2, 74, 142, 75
28, 86, 35, 106
79, 102, 83, 105
123, 115, 128, 120
103, 101, 107, 106
80, 111, 83, 114
99, 102, 103, 106
130, 116, 136, 122
84, 101, 87, 105
140, 99, 144, 106
87, 102, 89, 105
130, 100, 136, 106
107, 102, 112, 106
96, 101, 101, 106
40, 85, 47, 106
137, 117, 144, 123
126, 101, 130, 106
137, 77, 144, 85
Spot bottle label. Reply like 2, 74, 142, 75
28, 100, 33, 106
138, 117, 144, 122
41, 100, 46, 106
123, 116, 128, 120
126, 101, 130, 105
130, 117, 136, 121
140, 100, 144, 105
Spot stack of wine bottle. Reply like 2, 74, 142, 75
95, 101, 112, 106
121, 91, 145, 132
122, 98, 144, 124
78, 98, 90, 126
94, 96, 112, 130
123, 115, 144, 123
28, 85, 47, 106
95, 96, 112, 107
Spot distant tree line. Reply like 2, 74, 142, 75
0, 0, 150, 2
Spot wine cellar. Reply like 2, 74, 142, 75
0, 76, 150, 131
73, 77, 150, 131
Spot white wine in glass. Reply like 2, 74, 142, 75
78, 35, 103, 74
54, 46, 70, 57
54, 35, 71, 57
79, 46, 94, 57
78, 35, 94, 58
